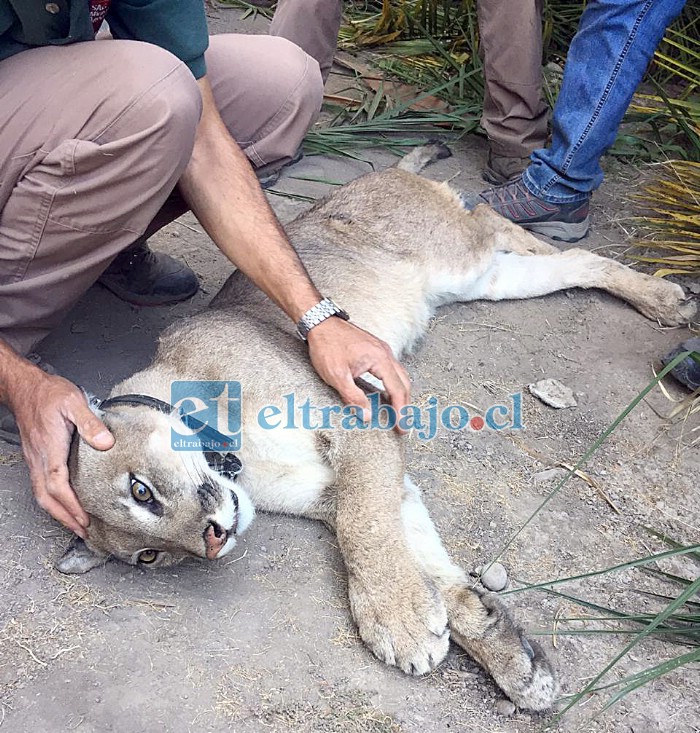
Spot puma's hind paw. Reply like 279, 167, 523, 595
634, 277, 696, 326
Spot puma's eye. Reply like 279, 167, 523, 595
130, 476, 153, 503
138, 549, 159, 565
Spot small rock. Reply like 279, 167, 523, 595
533, 467, 567, 484
495, 699, 516, 716
528, 378, 577, 409
480, 562, 508, 592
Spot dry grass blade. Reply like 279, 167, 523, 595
631, 160, 700, 275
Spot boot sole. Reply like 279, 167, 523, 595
98, 280, 199, 307
522, 216, 591, 243
0, 427, 21, 446
482, 168, 509, 186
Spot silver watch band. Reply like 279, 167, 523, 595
296, 298, 349, 341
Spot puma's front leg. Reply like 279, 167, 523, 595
329, 430, 449, 675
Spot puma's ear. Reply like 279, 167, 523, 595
55, 537, 108, 574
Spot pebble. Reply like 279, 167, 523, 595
528, 378, 577, 409
495, 699, 516, 716
479, 562, 508, 592
532, 467, 568, 484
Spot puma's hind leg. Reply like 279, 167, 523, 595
422, 202, 694, 325
468, 246, 695, 326
401, 478, 559, 710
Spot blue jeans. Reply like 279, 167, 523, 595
524, 0, 687, 203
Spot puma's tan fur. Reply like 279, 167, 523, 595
61, 145, 695, 711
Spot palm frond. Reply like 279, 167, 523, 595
631, 160, 700, 276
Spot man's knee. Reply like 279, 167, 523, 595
207, 34, 322, 167
98, 41, 201, 161
277, 36, 324, 124
262, 36, 323, 157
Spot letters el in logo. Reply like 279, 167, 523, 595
170, 381, 242, 451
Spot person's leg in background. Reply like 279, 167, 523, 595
270, 0, 342, 84
467, 0, 687, 242
477, 0, 548, 184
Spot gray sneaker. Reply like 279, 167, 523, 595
461, 175, 591, 243
0, 354, 58, 446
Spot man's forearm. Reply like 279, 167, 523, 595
178, 78, 322, 322
0, 339, 35, 406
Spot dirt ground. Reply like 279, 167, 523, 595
1, 8, 698, 733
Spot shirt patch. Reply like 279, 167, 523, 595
89, 0, 111, 32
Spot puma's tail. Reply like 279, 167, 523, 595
397, 140, 452, 174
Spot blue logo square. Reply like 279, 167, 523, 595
170, 381, 242, 451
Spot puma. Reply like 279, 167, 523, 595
59, 144, 695, 711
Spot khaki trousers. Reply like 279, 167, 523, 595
477, 0, 548, 158
271, 0, 342, 83
0, 3, 341, 356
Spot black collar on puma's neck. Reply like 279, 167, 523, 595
99, 393, 243, 480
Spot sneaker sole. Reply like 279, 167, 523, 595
522, 216, 590, 243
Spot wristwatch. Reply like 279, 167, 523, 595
296, 297, 350, 341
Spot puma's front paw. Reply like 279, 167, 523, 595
348, 572, 449, 675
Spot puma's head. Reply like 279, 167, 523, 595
58, 402, 254, 574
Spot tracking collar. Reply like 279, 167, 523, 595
99, 393, 243, 480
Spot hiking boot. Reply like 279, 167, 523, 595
0, 405, 19, 446
460, 176, 591, 243
257, 145, 305, 189
0, 354, 58, 446
663, 337, 700, 392
482, 151, 531, 185
98, 241, 199, 307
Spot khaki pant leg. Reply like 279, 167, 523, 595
139, 33, 325, 239
270, 0, 342, 83
477, 0, 548, 157
0, 41, 202, 355
207, 34, 323, 170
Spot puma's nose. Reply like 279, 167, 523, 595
203, 521, 228, 559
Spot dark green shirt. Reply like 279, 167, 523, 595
0, 0, 209, 77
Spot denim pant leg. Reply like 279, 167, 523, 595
524, 0, 686, 203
